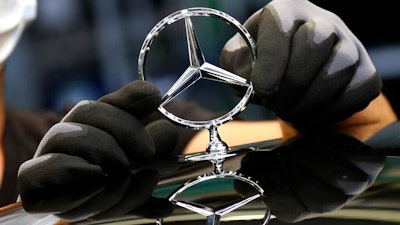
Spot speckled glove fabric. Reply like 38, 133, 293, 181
220, 0, 382, 131
17, 80, 176, 221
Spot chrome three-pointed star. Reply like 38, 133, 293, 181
160, 16, 250, 107
172, 193, 262, 224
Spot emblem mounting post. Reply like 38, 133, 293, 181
138, 7, 271, 225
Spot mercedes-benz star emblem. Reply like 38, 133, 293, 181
138, 7, 271, 225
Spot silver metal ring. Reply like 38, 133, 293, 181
168, 171, 271, 225
138, 7, 256, 130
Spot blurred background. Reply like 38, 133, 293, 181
5, 0, 270, 120
5, 0, 400, 120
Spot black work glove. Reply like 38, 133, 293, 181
220, 0, 382, 131
17, 80, 176, 222
236, 133, 386, 223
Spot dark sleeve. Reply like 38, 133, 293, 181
1, 108, 62, 206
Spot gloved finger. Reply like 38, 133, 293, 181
62, 100, 156, 162
221, 6, 295, 97
18, 153, 106, 214
220, 9, 261, 81
145, 119, 178, 158
98, 80, 161, 119
276, 62, 357, 128
56, 171, 132, 222
249, 5, 301, 97
276, 29, 367, 123
89, 169, 159, 220
262, 21, 337, 112
287, 75, 380, 130
34, 122, 131, 172
279, 64, 356, 117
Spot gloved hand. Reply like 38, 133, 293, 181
236, 133, 386, 223
17, 80, 176, 222
220, 0, 382, 131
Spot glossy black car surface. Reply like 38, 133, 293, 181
1, 132, 399, 225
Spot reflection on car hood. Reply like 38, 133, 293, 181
1, 134, 400, 225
